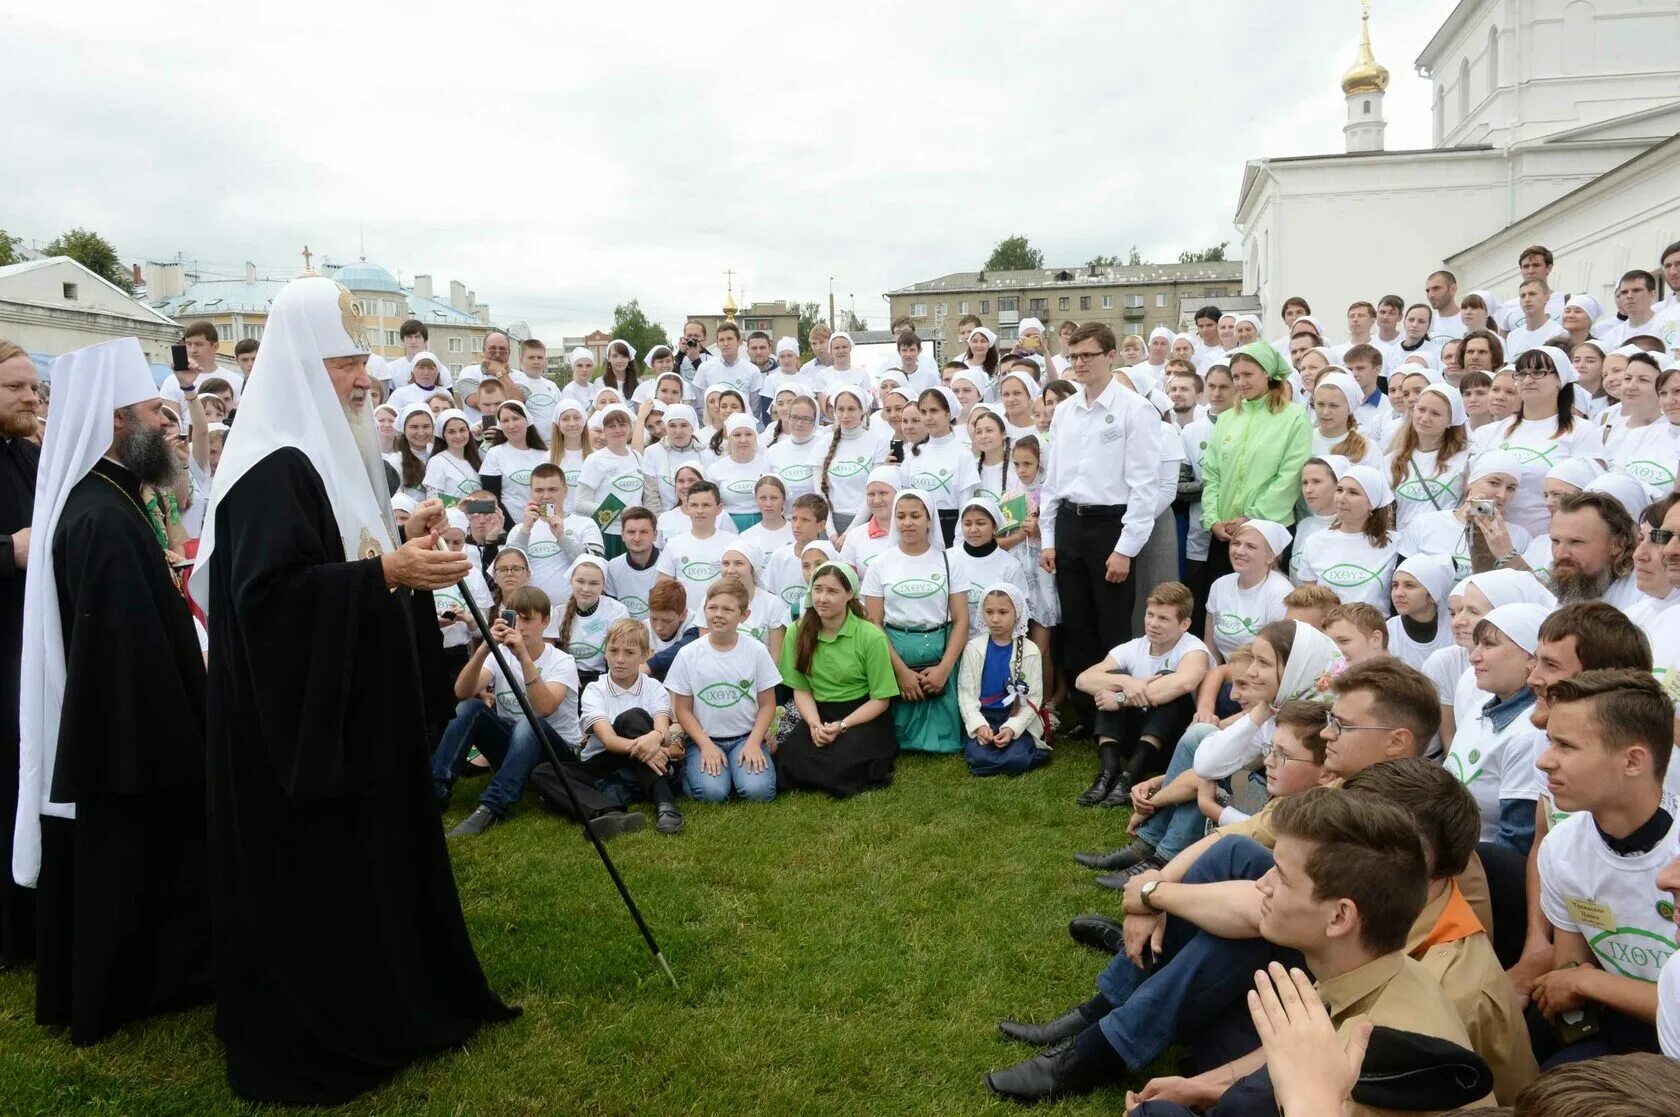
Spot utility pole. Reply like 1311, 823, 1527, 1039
828, 276, 835, 329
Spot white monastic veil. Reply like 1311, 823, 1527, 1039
188, 277, 398, 609
15, 338, 159, 887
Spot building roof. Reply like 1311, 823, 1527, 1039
406, 289, 485, 327
1234, 144, 1495, 223
886, 260, 1243, 296
151, 272, 490, 328
329, 261, 403, 293
1415, 0, 1481, 75
0, 256, 179, 326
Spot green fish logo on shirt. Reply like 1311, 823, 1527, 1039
510, 468, 534, 485
1214, 613, 1258, 637
612, 474, 643, 495
528, 538, 560, 559
727, 478, 757, 496
912, 469, 953, 494
621, 595, 649, 617
1320, 563, 1384, 590
892, 574, 944, 599
830, 458, 867, 478
697, 678, 755, 709
779, 464, 815, 482
682, 558, 722, 581
1624, 460, 1675, 487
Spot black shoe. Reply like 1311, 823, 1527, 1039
985, 1037, 1107, 1103
1098, 776, 1134, 808
1095, 854, 1167, 890
1067, 913, 1125, 955
655, 803, 685, 835
1074, 841, 1155, 871
997, 1007, 1090, 1046
1076, 770, 1117, 807
448, 805, 501, 837
586, 809, 646, 840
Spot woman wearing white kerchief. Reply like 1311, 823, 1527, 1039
1296, 463, 1401, 611
559, 347, 599, 409
190, 276, 513, 1103
386, 402, 434, 503
718, 538, 790, 661
1204, 518, 1294, 664
957, 581, 1049, 777
838, 465, 899, 573
946, 496, 1031, 639
1604, 353, 1677, 497
1309, 370, 1382, 471
1423, 569, 1557, 747
1480, 345, 1606, 537
963, 326, 1000, 393
1386, 382, 1470, 533
1396, 449, 1530, 578
422, 409, 483, 506
816, 385, 889, 533
818, 332, 872, 417
997, 370, 1041, 441
1385, 553, 1457, 669
1447, 601, 1549, 853
764, 390, 824, 504
759, 336, 813, 417
17, 337, 211, 1045
1193, 619, 1343, 780
640, 401, 706, 513
1289, 454, 1349, 582
902, 386, 979, 545
705, 413, 771, 531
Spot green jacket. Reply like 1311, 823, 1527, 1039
1200, 395, 1313, 528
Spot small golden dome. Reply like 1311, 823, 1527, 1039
1342, 4, 1389, 96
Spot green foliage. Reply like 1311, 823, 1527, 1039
1085, 255, 1121, 269
984, 235, 1043, 272
42, 227, 134, 292
0, 229, 22, 268
842, 309, 867, 333
1128, 245, 1145, 266
0, 745, 1170, 1115
1177, 242, 1228, 264
610, 299, 670, 366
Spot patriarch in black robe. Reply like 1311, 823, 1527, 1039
15, 337, 210, 1043
191, 277, 515, 1106
1, 338, 41, 968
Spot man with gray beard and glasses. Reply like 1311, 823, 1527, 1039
15, 337, 210, 1044
190, 278, 515, 1105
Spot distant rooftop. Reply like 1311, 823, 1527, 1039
887, 260, 1243, 296
150, 268, 487, 327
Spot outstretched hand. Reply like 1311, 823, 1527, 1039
382, 534, 471, 591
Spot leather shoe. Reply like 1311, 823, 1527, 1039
997, 1007, 1090, 1046
1076, 770, 1117, 807
1095, 854, 1166, 890
655, 803, 685, 835
1067, 913, 1125, 955
1073, 841, 1155, 871
586, 809, 647, 840
1098, 776, 1134, 807
447, 805, 501, 837
985, 1037, 1106, 1103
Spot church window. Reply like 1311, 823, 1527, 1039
1487, 26, 1499, 94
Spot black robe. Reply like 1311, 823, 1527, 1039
205, 447, 515, 1106
36, 457, 211, 1043
1, 435, 39, 968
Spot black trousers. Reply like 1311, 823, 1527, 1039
1054, 508, 1136, 688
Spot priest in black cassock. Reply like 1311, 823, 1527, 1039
1, 339, 41, 970
191, 277, 516, 1106
15, 337, 210, 1043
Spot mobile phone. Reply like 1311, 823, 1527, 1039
542, 503, 555, 518
440, 609, 459, 623
462, 499, 496, 515
171, 344, 190, 373
481, 415, 497, 431
499, 608, 517, 627
888, 438, 904, 461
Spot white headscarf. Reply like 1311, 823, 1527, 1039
189, 277, 395, 609
1275, 621, 1344, 707
1395, 554, 1457, 606
17, 337, 160, 886
775, 336, 799, 356
1456, 569, 1558, 611
569, 347, 595, 367
1314, 371, 1362, 416
1417, 383, 1467, 426
1482, 602, 1549, 655
885, 489, 939, 549
980, 581, 1031, 639
1342, 464, 1394, 509
1534, 345, 1579, 386
1236, 519, 1292, 561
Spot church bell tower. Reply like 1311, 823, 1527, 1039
1342, 1, 1390, 153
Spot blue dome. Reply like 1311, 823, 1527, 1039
332, 262, 402, 293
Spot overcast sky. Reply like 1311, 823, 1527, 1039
3, 0, 1457, 341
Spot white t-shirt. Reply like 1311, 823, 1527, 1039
693, 355, 764, 400
1108, 631, 1210, 677
1385, 613, 1453, 670
479, 444, 549, 518
819, 365, 873, 406
1397, 509, 1531, 579
578, 673, 671, 761
1480, 419, 1607, 537
1445, 671, 1545, 843
488, 643, 581, 742
642, 440, 709, 511
514, 372, 562, 431
1206, 571, 1293, 661
862, 545, 954, 630
550, 595, 630, 673
656, 531, 735, 611
1311, 428, 1382, 470
758, 370, 817, 402
1539, 795, 1680, 985
654, 508, 736, 548
422, 451, 481, 505
1297, 528, 1400, 612
554, 447, 587, 511
1503, 319, 1566, 360
739, 520, 793, 554
764, 435, 825, 504
739, 587, 792, 648
946, 544, 1030, 636
1423, 645, 1470, 705
705, 455, 769, 516
578, 448, 646, 535
1387, 448, 1469, 534
606, 552, 662, 620
761, 540, 820, 616
433, 563, 493, 650
1605, 421, 1680, 497
509, 516, 604, 603
1288, 514, 1332, 583
840, 523, 893, 573
817, 425, 890, 517
664, 635, 783, 740
899, 434, 980, 513
386, 382, 451, 414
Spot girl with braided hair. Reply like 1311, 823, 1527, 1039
958, 583, 1047, 777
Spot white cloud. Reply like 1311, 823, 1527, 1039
1, 0, 1456, 340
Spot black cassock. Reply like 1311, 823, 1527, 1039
37, 457, 211, 1043
205, 447, 515, 1106
1, 435, 40, 968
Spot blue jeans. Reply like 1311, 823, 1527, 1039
1134, 722, 1218, 861
1093, 837, 1296, 1071
430, 699, 561, 817
682, 734, 776, 803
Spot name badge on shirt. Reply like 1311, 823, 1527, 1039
1101, 417, 1121, 444
1564, 897, 1617, 932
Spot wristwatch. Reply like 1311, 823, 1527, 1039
837, 719, 850, 733
1139, 878, 1163, 911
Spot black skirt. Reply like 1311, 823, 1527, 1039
776, 698, 898, 799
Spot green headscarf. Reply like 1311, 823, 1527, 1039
811, 560, 858, 595
1229, 341, 1289, 382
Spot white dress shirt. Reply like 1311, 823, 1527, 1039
1037, 378, 1162, 558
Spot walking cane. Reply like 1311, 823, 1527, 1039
446, 569, 678, 989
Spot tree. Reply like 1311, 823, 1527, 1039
1085, 254, 1121, 269
1127, 245, 1145, 266
1177, 241, 1229, 264
796, 300, 825, 353
0, 229, 21, 268
43, 227, 134, 292
610, 298, 670, 367
985, 235, 1043, 272
843, 309, 867, 332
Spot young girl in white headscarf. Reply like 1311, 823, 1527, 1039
815, 386, 889, 535
423, 409, 483, 506
706, 414, 770, 531
1192, 618, 1343, 781
1296, 464, 1400, 612
958, 583, 1048, 777
639, 402, 706, 513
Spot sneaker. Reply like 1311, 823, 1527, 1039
447, 805, 501, 837
655, 804, 685, 835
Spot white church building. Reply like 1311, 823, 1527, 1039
1235, 0, 1680, 336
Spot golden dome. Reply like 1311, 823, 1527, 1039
1341, 3, 1389, 95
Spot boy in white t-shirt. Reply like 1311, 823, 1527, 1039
578, 617, 686, 835
1073, 582, 1211, 808
506, 463, 604, 602
430, 585, 643, 839
664, 578, 784, 803
1532, 669, 1679, 1066
1322, 602, 1389, 664
655, 481, 734, 611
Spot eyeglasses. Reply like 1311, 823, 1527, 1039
1263, 744, 1314, 765
1066, 350, 1111, 365
1511, 369, 1556, 381
787, 413, 815, 423
1323, 713, 1398, 736
1650, 528, 1678, 545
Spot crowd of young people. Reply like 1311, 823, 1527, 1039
9, 236, 1680, 1113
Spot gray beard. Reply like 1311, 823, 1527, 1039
1553, 566, 1614, 604
116, 421, 180, 488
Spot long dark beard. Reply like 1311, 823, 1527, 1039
1552, 565, 1613, 605
117, 420, 180, 488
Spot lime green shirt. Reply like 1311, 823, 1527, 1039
1200, 396, 1313, 528
779, 611, 901, 702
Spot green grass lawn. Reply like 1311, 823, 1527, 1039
0, 742, 1167, 1116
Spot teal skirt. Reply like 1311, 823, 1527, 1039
729, 511, 763, 532
886, 624, 961, 754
